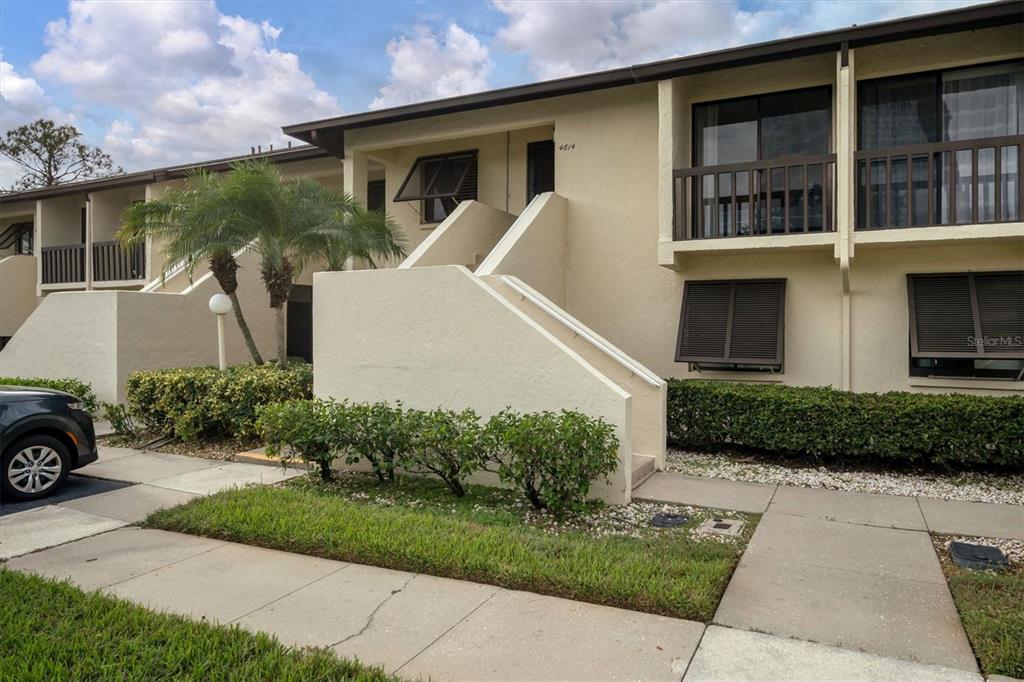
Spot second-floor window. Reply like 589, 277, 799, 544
685, 87, 834, 237
859, 62, 1023, 150
856, 62, 1023, 229
694, 86, 831, 166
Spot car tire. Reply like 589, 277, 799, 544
2, 434, 71, 502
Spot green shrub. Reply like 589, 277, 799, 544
126, 363, 312, 441
101, 402, 140, 438
399, 408, 483, 497
666, 379, 1024, 469
257, 399, 338, 479
0, 376, 98, 413
345, 402, 414, 483
483, 409, 620, 514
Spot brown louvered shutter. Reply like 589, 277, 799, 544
909, 271, 1024, 359
676, 279, 785, 365
677, 281, 731, 362
729, 280, 786, 364
975, 272, 1024, 357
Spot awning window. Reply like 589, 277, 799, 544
393, 150, 478, 203
676, 279, 786, 365
908, 271, 1024, 359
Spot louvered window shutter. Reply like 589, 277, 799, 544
909, 271, 1024, 359
676, 279, 786, 365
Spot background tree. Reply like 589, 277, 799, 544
0, 119, 122, 191
118, 169, 265, 365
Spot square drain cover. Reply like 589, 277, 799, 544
697, 517, 744, 537
949, 542, 1010, 571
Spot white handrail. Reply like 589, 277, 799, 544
499, 276, 663, 388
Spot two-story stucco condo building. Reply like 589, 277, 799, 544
2, 1, 1021, 502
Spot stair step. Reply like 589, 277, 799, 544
631, 454, 656, 490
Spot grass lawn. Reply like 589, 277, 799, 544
0, 569, 396, 682
946, 568, 1024, 677
145, 474, 752, 622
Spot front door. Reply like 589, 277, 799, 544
286, 285, 313, 363
527, 140, 555, 203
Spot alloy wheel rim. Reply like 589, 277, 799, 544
8, 446, 62, 494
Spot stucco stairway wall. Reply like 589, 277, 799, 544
0, 249, 276, 403
399, 200, 516, 270
0, 255, 38, 339
313, 265, 634, 503
483, 275, 667, 468
477, 192, 568, 307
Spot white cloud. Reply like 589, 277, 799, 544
0, 60, 58, 128
493, 0, 981, 80
30, 0, 342, 170
371, 23, 492, 109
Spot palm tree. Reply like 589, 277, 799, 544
118, 169, 265, 364
217, 160, 406, 364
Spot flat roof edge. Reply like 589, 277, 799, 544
0, 145, 330, 204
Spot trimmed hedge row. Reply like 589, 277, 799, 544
667, 379, 1024, 469
0, 376, 98, 413
257, 400, 621, 513
125, 363, 312, 441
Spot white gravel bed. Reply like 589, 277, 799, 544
666, 449, 1024, 505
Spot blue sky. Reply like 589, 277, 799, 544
0, 0, 980, 178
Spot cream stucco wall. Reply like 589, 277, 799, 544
0, 256, 38, 339
338, 36, 1022, 398
90, 186, 145, 242
477, 192, 568, 306
313, 266, 633, 503
356, 125, 553, 254
850, 241, 1024, 396
400, 200, 515, 270
0, 247, 277, 402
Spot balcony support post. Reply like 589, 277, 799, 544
342, 151, 368, 270
84, 193, 94, 291
835, 48, 856, 391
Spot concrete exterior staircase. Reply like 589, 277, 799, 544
482, 275, 666, 471
631, 454, 657, 490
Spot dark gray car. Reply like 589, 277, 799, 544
0, 386, 98, 502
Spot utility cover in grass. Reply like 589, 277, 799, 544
696, 517, 744, 537
650, 512, 689, 528
949, 541, 1011, 572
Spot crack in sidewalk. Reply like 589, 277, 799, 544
330, 573, 417, 648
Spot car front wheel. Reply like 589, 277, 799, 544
2, 435, 71, 502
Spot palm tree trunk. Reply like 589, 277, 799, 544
210, 251, 263, 365
274, 303, 287, 365
261, 256, 294, 366
229, 291, 264, 365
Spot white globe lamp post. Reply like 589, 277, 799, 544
208, 293, 232, 370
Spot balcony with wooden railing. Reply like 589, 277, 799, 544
672, 154, 837, 241
41, 240, 145, 285
41, 244, 85, 285
93, 240, 145, 282
854, 135, 1023, 231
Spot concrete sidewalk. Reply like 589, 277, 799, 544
0, 446, 304, 559
636, 472, 1024, 539
635, 471, 1024, 673
7, 527, 988, 682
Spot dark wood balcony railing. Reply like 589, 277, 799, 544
673, 154, 836, 240
40, 241, 146, 285
41, 244, 85, 284
854, 135, 1024, 230
93, 240, 145, 282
